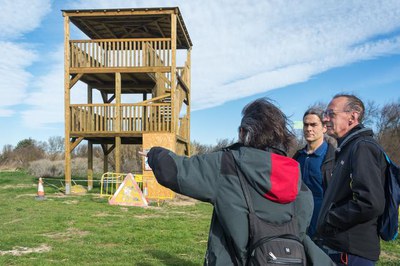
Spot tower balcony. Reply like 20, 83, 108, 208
69, 38, 172, 73
69, 103, 189, 140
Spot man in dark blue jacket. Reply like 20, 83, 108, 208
294, 108, 336, 240
317, 94, 387, 265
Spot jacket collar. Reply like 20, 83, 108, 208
336, 125, 373, 152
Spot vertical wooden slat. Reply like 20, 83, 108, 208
111, 41, 114, 67
158, 105, 161, 131
134, 106, 137, 131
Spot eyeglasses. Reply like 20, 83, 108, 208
322, 109, 350, 118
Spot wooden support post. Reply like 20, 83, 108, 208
88, 140, 93, 190
102, 144, 109, 173
115, 72, 121, 173
171, 13, 177, 135
115, 137, 121, 173
186, 48, 191, 156
87, 85, 93, 190
64, 14, 72, 194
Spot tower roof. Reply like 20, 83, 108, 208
62, 7, 192, 49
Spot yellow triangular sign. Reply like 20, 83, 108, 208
109, 173, 148, 207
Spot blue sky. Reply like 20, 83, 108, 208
0, 0, 399, 149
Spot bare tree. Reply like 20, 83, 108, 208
47, 136, 65, 160
376, 100, 400, 164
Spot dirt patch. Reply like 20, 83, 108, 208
167, 194, 198, 206
380, 251, 400, 261
0, 168, 18, 172
50, 192, 69, 198
3, 218, 24, 225
133, 214, 163, 219
43, 227, 89, 241
1, 184, 36, 189
92, 212, 124, 218
62, 200, 79, 205
16, 193, 37, 198
0, 244, 51, 256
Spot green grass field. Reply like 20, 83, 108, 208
1, 171, 399, 265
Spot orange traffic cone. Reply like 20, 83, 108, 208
35, 177, 46, 200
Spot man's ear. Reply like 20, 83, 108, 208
349, 111, 360, 125
322, 124, 327, 134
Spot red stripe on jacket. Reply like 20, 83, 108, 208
264, 153, 299, 203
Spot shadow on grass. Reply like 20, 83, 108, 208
134, 249, 201, 266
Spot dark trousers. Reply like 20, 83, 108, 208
329, 253, 375, 266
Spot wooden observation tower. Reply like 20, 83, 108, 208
62, 7, 192, 195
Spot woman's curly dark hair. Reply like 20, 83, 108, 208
239, 97, 295, 153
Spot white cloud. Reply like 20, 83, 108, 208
0, 0, 51, 117
0, 41, 37, 116
15, 0, 400, 127
0, 0, 51, 40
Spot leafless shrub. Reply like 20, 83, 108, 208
28, 157, 104, 178
28, 159, 64, 177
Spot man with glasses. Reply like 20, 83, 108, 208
316, 94, 387, 265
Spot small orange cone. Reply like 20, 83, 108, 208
35, 177, 46, 200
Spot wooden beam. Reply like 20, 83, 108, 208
170, 13, 177, 134
101, 22, 118, 38
107, 94, 116, 103
140, 94, 170, 104
177, 15, 191, 48
87, 140, 93, 190
121, 16, 167, 38
70, 137, 84, 151
101, 143, 115, 156
70, 66, 171, 74
78, 19, 103, 39
64, 14, 72, 195
155, 21, 166, 37
101, 144, 109, 173
69, 74, 79, 89
115, 137, 121, 173
101, 91, 108, 103
65, 9, 174, 18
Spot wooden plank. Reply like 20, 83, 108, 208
88, 140, 93, 190
64, 15, 72, 194
170, 13, 177, 134
64, 9, 174, 18
70, 66, 171, 74
70, 137, 84, 151
115, 136, 121, 173
115, 72, 121, 133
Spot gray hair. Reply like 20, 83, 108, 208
333, 93, 365, 123
303, 107, 324, 123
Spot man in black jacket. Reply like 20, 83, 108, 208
317, 94, 387, 265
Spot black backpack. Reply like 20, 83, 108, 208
230, 151, 307, 266
350, 139, 400, 241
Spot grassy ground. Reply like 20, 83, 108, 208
1, 171, 399, 265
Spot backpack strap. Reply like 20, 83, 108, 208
230, 150, 255, 214
348, 139, 388, 167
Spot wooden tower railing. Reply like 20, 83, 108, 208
70, 39, 172, 69
70, 103, 172, 134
